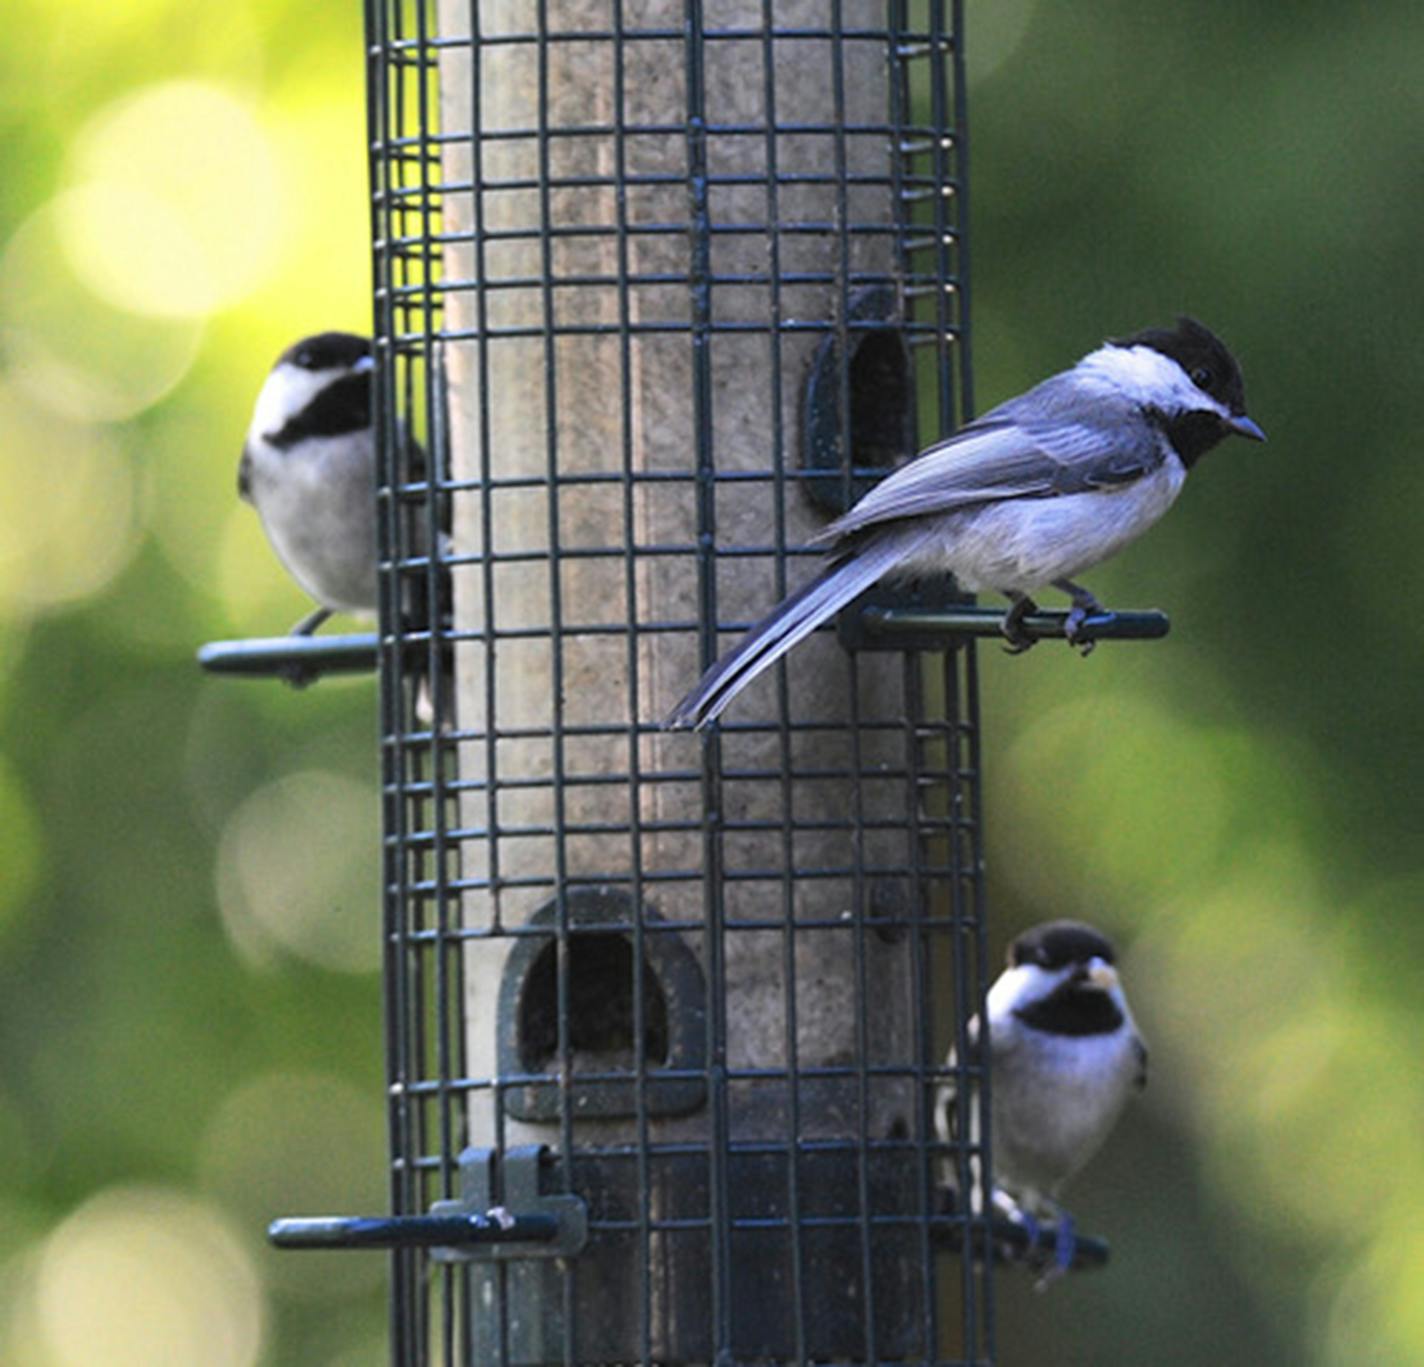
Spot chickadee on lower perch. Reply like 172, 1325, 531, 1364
939, 920, 1148, 1282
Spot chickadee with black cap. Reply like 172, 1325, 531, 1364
239, 331, 381, 636
666, 317, 1264, 729
938, 920, 1147, 1280
240, 332, 449, 714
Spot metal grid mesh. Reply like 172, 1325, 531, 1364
366, 3, 993, 1362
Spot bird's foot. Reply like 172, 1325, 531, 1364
992, 1189, 1078, 1286
1032, 1210, 1077, 1290
991, 1189, 1043, 1266
290, 606, 332, 637
1000, 594, 1039, 655
1063, 607, 1098, 656
1053, 580, 1105, 656
278, 662, 318, 690
1014, 1208, 1042, 1254
278, 608, 330, 688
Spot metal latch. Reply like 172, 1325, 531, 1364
268, 1144, 587, 1262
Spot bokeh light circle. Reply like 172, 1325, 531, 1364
62, 80, 282, 318
0, 199, 202, 423
216, 769, 380, 972
199, 1072, 386, 1302
33, 1186, 264, 1367
0, 381, 141, 614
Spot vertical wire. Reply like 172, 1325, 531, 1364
609, 5, 656, 1360
531, 8, 579, 1363
402, 15, 435, 1357
959, 643, 997, 1365
395, 4, 437, 1360
460, 7, 515, 1362
684, 3, 735, 1358
945, 643, 975, 1359
406, 5, 459, 1361
364, 3, 417, 1357
946, 0, 990, 1353
916, 1, 982, 1355
886, 5, 945, 1357
406, 11, 434, 1359
886, 1, 918, 459
822, 3, 883, 1361
386, 12, 422, 1355
949, 0, 975, 422
415, 52, 456, 1235
467, 7, 502, 948
964, 644, 993, 1365
905, 653, 944, 1365
758, 10, 810, 1361
926, 1, 955, 423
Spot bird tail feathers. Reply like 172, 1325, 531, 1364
664, 533, 920, 729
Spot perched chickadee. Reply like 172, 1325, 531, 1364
939, 920, 1147, 1278
240, 331, 450, 718
666, 317, 1264, 728
239, 331, 380, 636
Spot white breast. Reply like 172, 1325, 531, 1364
898, 452, 1187, 595
989, 1023, 1141, 1205
244, 429, 379, 614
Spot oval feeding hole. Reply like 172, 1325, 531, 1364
800, 285, 911, 515
848, 328, 910, 472
518, 932, 671, 1074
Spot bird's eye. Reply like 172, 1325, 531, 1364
295, 350, 313, 368
1190, 366, 1213, 391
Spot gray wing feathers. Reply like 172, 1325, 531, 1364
814, 423, 1043, 539
817, 395, 1164, 543
666, 530, 928, 729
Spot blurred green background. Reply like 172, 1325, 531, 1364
0, 0, 1420, 1363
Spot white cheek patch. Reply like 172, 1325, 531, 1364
250, 364, 338, 443
1076, 344, 1232, 420
987, 963, 1064, 1026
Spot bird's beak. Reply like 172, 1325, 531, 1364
1227, 413, 1266, 442
1086, 961, 1120, 991
354, 354, 376, 374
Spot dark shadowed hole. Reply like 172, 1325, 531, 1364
519, 933, 670, 1073
849, 329, 910, 470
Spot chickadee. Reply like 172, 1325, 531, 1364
666, 317, 1264, 729
239, 331, 380, 636
240, 332, 449, 715
939, 920, 1147, 1278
